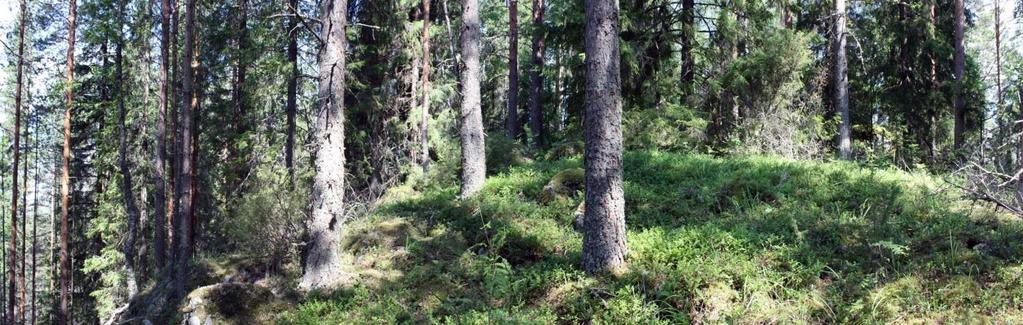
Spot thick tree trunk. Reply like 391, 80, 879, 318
527, 0, 545, 147
285, 0, 299, 184
116, 38, 141, 299
834, 0, 851, 160
506, 0, 520, 139
420, 0, 432, 171
460, 0, 486, 198
173, 0, 197, 299
153, 0, 170, 272
680, 0, 693, 103
59, 0, 77, 322
167, 0, 180, 258
229, 0, 249, 194
582, 0, 626, 274
953, 0, 966, 150
301, 0, 348, 291
8, 1, 26, 322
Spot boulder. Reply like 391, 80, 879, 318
538, 168, 585, 205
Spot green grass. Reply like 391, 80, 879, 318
277, 151, 1023, 324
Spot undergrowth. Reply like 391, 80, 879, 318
276, 151, 1023, 324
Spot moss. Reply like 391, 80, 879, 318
537, 168, 585, 205
274, 151, 1023, 324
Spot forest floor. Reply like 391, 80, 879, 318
227, 150, 1023, 324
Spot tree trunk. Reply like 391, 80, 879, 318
116, 36, 141, 299
30, 113, 38, 325
8, 1, 26, 322
527, 0, 545, 147
59, 0, 77, 322
460, 0, 486, 198
300, 0, 348, 291
153, 0, 171, 273
167, 0, 180, 259
680, 0, 693, 103
834, 0, 851, 160
19, 78, 28, 325
582, 0, 626, 274
285, 0, 299, 184
995, 0, 1002, 109
229, 0, 249, 194
173, 0, 197, 299
506, 0, 520, 139
953, 0, 965, 151
420, 0, 432, 171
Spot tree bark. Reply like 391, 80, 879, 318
460, 0, 486, 198
527, 0, 545, 147
285, 0, 299, 184
506, 0, 520, 139
116, 35, 141, 299
8, 1, 26, 322
680, 0, 694, 103
834, 0, 851, 160
582, 0, 626, 274
229, 0, 249, 194
420, 0, 432, 171
953, 0, 966, 151
300, 0, 348, 291
153, 0, 171, 273
173, 0, 197, 299
60, 0, 77, 322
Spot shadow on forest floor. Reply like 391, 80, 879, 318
276, 151, 1023, 324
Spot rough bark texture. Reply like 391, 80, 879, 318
174, 0, 197, 299
60, 0, 76, 322
229, 0, 250, 194
301, 0, 348, 291
680, 0, 694, 102
834, 0, 851, 160
8, 1, 26, 322
527, 0, 545, 147
506, 0, 520, 139
153, 0, 170, 272
953, 0, 965, 150
582, 0, 626, 274
285, 0, 299, 183
994, 0, 1002, 108
116, 39, 141, 299
420, 0, 432, 171
460, 0, 486, 198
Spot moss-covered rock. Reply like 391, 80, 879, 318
546, 140, 585, 160
538, 168, 585, 205
181, 283, 281, 324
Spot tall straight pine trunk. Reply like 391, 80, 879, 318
153, 0, 171, 273
301, 0, 348, 291
59, 0, 77, 322
953, 0, 966, 151
506, 0, 520, 139
460, 0, 485, 198
582, 0, 626, 274
834, 0, 851, 159
8, 0, 27, 322
173, 0, 197, 299
285, 0, 299, 183
527, 0, 545, 147
420, 0, 432, 171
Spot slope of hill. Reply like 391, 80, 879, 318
272, 151, 1023, 323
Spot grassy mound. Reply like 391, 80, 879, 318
277, 151, 1023, 324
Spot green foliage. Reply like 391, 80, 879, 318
274, 151, 1023, 323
